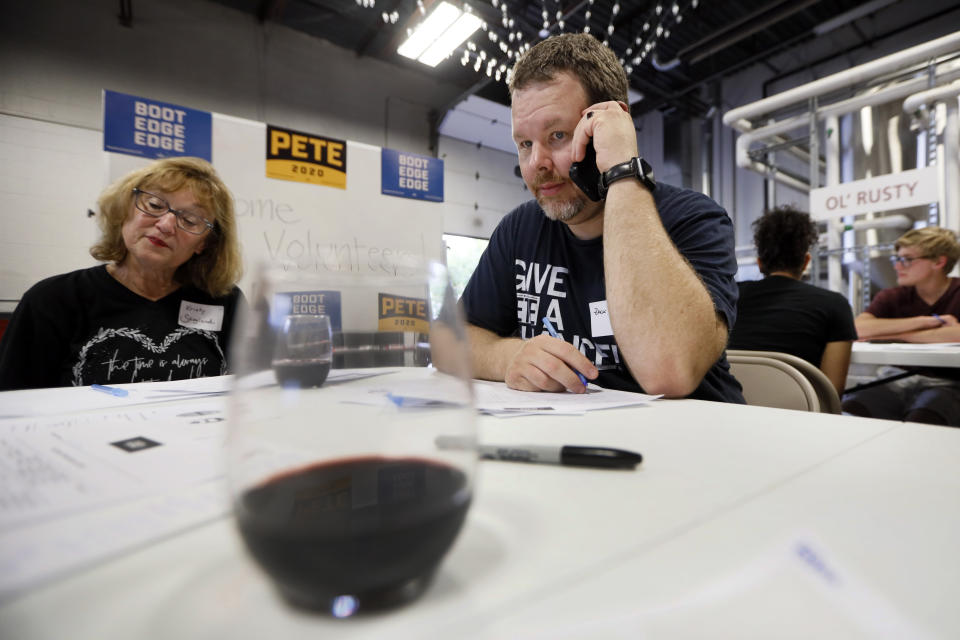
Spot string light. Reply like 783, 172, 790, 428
449, 0, 698, 86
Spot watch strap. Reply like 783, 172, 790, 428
599, 157, 656, 197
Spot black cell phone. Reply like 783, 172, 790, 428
568, 139, 603, 201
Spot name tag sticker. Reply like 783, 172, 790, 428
179, 301, 225, 331
589, 300, 613, 337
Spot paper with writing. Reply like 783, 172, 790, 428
589, 300, 613, 337
178, 300, 225, 331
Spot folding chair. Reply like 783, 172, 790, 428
726, 352, 821, 412
727, 350, 842, 414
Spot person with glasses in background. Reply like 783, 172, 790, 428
0, 157, 244, 390
842, 226, 960, 426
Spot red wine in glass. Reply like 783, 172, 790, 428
235, 456, 471, 614
272, 358, 331, 388
272, 314, 332, 387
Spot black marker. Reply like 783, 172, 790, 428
436, 436, 642, 470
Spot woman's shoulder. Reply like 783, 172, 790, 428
221, 285, 245, 307
23, 265, 109, 299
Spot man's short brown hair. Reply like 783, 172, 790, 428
508, 33, 629, 107
895, 226, 960, 273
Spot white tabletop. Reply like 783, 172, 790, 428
851, 341, 960, 368
1, 380, 958, 639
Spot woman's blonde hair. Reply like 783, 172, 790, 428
895, 226, 960, 273
90, 157, 242, 297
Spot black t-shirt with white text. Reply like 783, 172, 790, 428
462, 182, 743, 403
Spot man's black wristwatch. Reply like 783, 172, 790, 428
599, 157, 656, 198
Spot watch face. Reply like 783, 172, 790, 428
639, 158, 655, 183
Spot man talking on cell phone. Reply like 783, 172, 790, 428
460, 33, 743, 403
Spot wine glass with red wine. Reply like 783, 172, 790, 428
272, 313, 332, 388
226, 262, 476, 617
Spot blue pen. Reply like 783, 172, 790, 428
933, 313, 946, 325
91, 384, 128, 397
541, 317, 589, 387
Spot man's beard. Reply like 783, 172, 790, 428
535, 178, 588, 222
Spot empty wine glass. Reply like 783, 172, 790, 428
226, 261, 475, 616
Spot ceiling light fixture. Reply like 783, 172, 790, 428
397, 2, 483, 67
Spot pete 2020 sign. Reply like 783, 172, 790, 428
266, 124, 347, 189
102, 90, 212, 161
378, 293, 429, 333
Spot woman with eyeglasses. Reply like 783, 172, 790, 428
0, 157, 244, 390
842, 226, 960, 426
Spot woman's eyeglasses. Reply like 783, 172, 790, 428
132, 188, 214, 235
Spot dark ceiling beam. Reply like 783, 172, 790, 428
630, 72, 710, 118
257, 0, 286, 22
681, 0, 822, 65
678, 0, 795, 58
117, 0, 133, 28
287, 0, 356, 26
632, 1, 960, 118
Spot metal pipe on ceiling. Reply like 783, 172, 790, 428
724, 30, 960, 129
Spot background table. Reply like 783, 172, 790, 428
1, 382, 958, 639
851, 342, 960, 368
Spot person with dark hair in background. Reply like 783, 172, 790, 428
0, 156, 245, 390
460, 33, 743, 403
728, 206, 857, 395
842, 226, 960, 426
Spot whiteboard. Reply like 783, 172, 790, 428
108, 112, 445, 299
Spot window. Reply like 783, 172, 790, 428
443, 233, 489, 299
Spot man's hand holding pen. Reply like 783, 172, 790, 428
504, 332, 598, 394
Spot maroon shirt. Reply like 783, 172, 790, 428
866, 277, 960, 318
865, 277, 960, 379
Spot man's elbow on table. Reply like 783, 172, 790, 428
624, 325, 726, 398
631, 358, 706, 398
